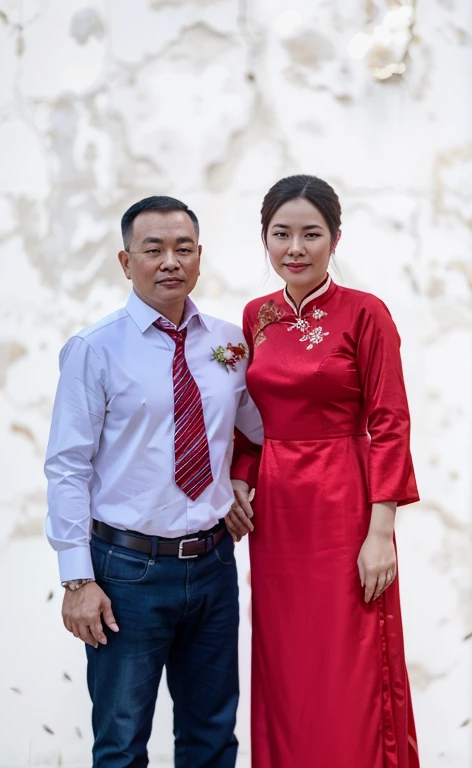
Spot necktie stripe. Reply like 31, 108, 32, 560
177, 466, 211, 489
175, 405, 204, 437
154, 321, 213, 501
175, 398, 202, 424
175, 392, 199, 416
177, 441, 209, 474
184, 468, 213, 496
177, 437, 209, 465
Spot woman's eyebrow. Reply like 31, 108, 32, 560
271, 223, 324, 230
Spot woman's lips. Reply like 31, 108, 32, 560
285, 264, 310, 273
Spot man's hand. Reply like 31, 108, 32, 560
225, 479, 255, 542
62, 582, 119, 648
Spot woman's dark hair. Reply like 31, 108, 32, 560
121, 196, 199, 250
261, 175, 341, 246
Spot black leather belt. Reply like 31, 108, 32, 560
92, 519, 227, 559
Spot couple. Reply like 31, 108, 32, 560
45, 175, 420, 768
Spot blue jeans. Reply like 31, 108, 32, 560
86, 529, 239, 768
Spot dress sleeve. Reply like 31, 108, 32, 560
356, 297, 419, 507
230, 305, 263, 488
231, 428, 263, 488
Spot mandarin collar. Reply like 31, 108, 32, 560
125, 290, 210, 333
283, 275, 335, 316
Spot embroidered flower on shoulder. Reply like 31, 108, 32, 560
253, 300, 285, 346
212, 343, 248, 372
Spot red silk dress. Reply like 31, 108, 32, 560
233, 278, 420, 768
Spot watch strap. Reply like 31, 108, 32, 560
61, 578, 94, 591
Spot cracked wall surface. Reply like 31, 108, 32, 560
1, 1, 471, 766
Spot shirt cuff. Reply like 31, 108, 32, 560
58, 546, 94, 582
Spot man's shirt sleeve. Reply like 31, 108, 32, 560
44, 336, 106, 581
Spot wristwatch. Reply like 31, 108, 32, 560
61, 578, 94, 591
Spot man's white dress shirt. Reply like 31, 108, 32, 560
45, 291, 263, 582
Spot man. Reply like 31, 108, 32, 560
45, 196, 262, 768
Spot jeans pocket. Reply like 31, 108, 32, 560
102, 547, 151, 583
213, 533, 236, 566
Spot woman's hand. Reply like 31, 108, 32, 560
225, 479, 255, 542
357, 531, 397, 603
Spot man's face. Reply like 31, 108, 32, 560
118, 210, 201, 312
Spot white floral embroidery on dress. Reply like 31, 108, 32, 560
300, 327, 329, 350
287, 318, 310, 333
287, 308, 329, 350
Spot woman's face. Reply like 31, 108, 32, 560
266, 197, 339, 299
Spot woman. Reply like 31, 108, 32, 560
228, 175, 420, 768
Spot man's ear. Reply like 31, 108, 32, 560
197, 244, 202, 274
118, 250, 132, 280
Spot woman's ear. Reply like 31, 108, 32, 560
332, 230, 342, 254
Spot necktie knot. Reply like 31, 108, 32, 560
153, 320, 187, 345
172, 330, 186, 344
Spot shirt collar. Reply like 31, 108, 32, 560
125, 290, 210, 333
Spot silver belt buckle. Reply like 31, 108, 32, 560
178, 537, 199, 559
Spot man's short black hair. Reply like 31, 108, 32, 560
121, 196, 199, 249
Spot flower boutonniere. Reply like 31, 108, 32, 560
212, 342, 248, 372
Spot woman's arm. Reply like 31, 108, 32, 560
356, 296, 419, 601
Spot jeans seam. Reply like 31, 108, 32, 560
102, 549, 152, 583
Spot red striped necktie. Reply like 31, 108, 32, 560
154, 319, 213, 501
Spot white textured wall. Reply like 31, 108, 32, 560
1, 1, 471, 766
